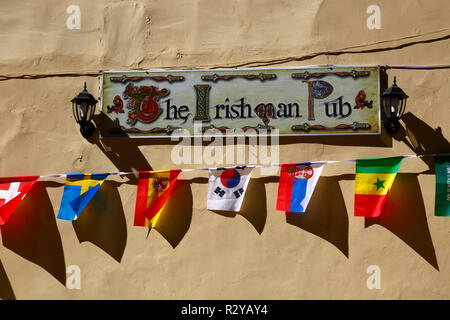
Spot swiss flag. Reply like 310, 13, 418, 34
0, 176, 39, 225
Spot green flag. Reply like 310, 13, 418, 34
435, 155, 450, 216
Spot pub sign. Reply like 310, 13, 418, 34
100, 66, 380, 137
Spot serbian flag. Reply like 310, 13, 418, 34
134, 170, 181, 228
276, 163, 324, 213
354, 156, 402, 217
0, 175, 39, 225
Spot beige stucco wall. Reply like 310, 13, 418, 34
0, 0, 449, 299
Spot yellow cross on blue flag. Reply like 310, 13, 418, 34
57, 173, 109, 220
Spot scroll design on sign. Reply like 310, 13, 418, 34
201, 73, 276, 82
110, 74, 184, 83
291, 70, 370, 80
120, 125, 182, 135
200, 125, 230, 133
241, 124, 274, 131
200, 124, 274, 133
291, 122, 371, 132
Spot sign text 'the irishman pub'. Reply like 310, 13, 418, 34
100, 66, 380, 137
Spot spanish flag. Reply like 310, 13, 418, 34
134, 170, 181, 227
354, 156, 402, 217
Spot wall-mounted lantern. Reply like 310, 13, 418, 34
72, 82, 98, 139
381, 76, 408, 134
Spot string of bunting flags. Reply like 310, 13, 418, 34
0, 153, 449, 227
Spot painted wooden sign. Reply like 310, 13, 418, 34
99, 66, 380, 137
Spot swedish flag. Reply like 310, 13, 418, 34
57, 173, 109, 221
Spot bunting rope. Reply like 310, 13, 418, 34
34, 152, 450, 180
0, 152, 448, 225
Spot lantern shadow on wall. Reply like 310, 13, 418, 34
394, 112, 450, 173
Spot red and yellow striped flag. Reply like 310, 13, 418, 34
355, 156, 402, 217
134, 170, 181, 227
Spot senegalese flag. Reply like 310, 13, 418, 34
58, 173, 109, 220
134, 170, 181, 228
355, 156, 403, 217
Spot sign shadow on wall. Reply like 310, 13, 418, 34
0, 182, 67, 286
0, 260, 15, 300
211, 178, 267, 234
72, 181, 127, 263
151, 179, 193, 248
285, 176, 349, 258
365, 173, 439, 270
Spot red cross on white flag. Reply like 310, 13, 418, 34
0, 176, 39, 225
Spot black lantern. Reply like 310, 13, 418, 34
381, 76, 408, 134
72, 82, 98, 138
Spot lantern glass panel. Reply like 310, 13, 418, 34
72, 102, 79, 123
88, 103, 96, 122
390, 96, 400, 117
80, 102, 88, 121
398, 97, 407, 118
382, 96, 391, 119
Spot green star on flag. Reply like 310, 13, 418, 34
373, 177, 386, 190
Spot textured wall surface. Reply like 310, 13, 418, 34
0, 0, 449, 299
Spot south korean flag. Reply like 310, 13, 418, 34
207, 166, 253, 212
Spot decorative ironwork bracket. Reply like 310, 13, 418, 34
201, 73, 276, 82
291, 70, 370, 80
200, 124, 275, 134
110, 74, 184, 83
112, 124, 182, 135
291, 122, 371, 132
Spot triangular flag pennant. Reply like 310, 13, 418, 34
354, 156, 402, 217
434, 155, 450, 216
0, 175, 39, 225
207, 166, 253, 212
57, 173, 109, 221
134, 170, 181, 228
276, 162, 323, 213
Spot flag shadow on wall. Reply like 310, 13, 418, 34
151, 179, 193, 248
365, 173, 439, 270
72, 181, 127, 263
0, 260, 15, 300
0, 182, 67, 286
285, 176, 349, 258
211, 178, 267, 234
